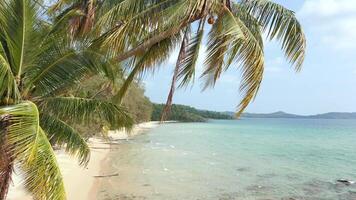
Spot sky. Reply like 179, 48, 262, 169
142, 0, 356, 115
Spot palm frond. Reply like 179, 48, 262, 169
113, 32, 180, 102
240, 0, 306, 70
24, 46, 116, 97
0, 53, 20, 103
203, 7, 264, 117
203, 8, 246, 88
24, 48, 84, 96
50, 0, 97, 38
41, 114, 90, 166
39, 97, 133, 129
21, 127, 66, 200
92, 0, 167, 55
97, 0, 176, 29
49, 8, 85, 37
93, 0, 195, 60
0, 0, 40, 77
228, 7, 265, 117
0, 101, 66, 200
177, 21, 204, 88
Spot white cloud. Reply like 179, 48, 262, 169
298, 0, 356, 50
299, 0, 356, 18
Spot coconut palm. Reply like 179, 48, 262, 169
0, 0, 133, 199
51, 0, 306, 119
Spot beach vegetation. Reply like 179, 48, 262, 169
152, 104, 233, 122
0, 0, 133, 199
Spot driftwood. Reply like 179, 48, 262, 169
337, 179, 355, 186
94, 173, 119, 178
90, 147, 111, 149
101, 142, 123, 145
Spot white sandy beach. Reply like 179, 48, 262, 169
7, 122, 159, 200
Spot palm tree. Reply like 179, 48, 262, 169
51, 0, 306, 119
0, 0, 133, 199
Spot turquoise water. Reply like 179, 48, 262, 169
98, 119, 356, 200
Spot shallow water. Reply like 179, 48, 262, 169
97, 119, 356, 200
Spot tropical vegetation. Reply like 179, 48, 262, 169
72, 75, 153, 137
50, 0, 305, 119
0, 0, 133, 199
0, 0, 306, 199
152, 103, 233, 122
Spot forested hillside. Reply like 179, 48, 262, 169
151, 104, 234, 122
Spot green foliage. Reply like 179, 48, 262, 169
39, 97, 133, 130
52, 0, 305, 118
0, 102, 66, 200
0, 1, 133, 199
69, 75, 153, 137
40, 114, 90, 165
121, 84, 153, 123
142, 1, 301, 117
151, 103, 233, 122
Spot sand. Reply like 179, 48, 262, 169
7, 121, 160, 200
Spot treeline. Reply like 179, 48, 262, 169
151, 104, 234, 122
74, 77, 235, 136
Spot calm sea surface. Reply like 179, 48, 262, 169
97, 119, 356, 200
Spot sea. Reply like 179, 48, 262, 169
97, 119, 356, 200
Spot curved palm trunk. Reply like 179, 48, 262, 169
0, 114, 14, 200
160, 37, 186, 121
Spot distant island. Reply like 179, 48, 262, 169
152, 104, 356, 122
225, 111, 356, 119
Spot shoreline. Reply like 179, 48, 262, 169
7, 121, 160, 200
88, 121, 160, 200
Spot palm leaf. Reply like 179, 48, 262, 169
0, 0, 40, 77
176, 21, 204, 88
201, 15, 230, 89
24, 46, 116, 97
113, 31, 180, 102
0, 101, 66, 200
202, 8, 248, 88
0, 53, 20, 103
40, 114, 90, 166
203, 7, 264, 117
92, 0, 188, 59
240, 0, 306, 70
21, 127, 66, 200
39, 97, 133, 129
97, 0, 176, 29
